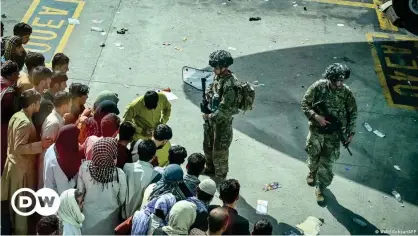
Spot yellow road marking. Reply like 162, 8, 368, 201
53, 0, 85, 58
373, 0, 398, 32
308, 0, 375, 8
21, 0, 41, 23
366, 32, 418, 110
20, 0, 85, 67
309, 0, 398, 32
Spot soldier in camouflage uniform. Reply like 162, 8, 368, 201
301, 63, 357, 204
202, 50, 239, 180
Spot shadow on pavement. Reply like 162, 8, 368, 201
235, 195, 303, 235
324, 189, 388, 235
236, 191, 385, 235
182, 42, 418, 205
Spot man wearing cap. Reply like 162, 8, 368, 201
301, 63, 357, 204
186, 179, 217, 232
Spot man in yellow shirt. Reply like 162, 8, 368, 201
123, 90, 172, 166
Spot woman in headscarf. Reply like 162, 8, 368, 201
153, 201, 197, 235
78, 100, 119, 143
130, 193, 176, 235
81, 113, 121, 161
58, 188, 85, 235
77, 137, 127, 235
43, 125, 82, 195
148, 164, 193, 202
1, 36, 26, 70
93, 90, 119, 110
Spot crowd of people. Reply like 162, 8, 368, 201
1, 22, 274, 235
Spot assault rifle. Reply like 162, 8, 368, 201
200, 76, 212, 115
313, 101, 353, 156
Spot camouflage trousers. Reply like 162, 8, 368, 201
305, 130, 341, 189
203, 117, 233, 178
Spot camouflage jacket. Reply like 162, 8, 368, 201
301, 79, 357, 135
206, 72, 239, 123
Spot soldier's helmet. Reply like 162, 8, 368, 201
323, 63, 351, 81
209, 50, 234, 68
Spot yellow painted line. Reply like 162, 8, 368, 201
52, 0, 85, 59
373, 0, 398, 32
21, 0, 41, 23
20, 0, 85, 67
367, 32, 418, 41
308, 0, 375, 8
366, 32, 417, 110
309, 0, 398, 32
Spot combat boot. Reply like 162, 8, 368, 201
306, 172, 316, 187
213, 174, 227, 185
315, 187, 325, 204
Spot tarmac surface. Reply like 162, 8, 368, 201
2, 0, 418, 234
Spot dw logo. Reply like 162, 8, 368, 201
11, 188, 60, 216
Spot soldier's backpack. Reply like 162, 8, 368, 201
234, 80, 255, 113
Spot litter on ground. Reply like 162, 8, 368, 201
249, 17, 261, 21
296, 216, 323, 236
68, 18, 80, 25
157, 90, 178, 101
92, 19, 104, 24
394, 165, 401, 171
250, 80, 265, 87
256, 200, 268, 215
373, 130, 385, 138
363, 122, 372, 132
91, 27, 104, 32
391, 190, 404, 207
263, 182, 281, 191
117, 28, 128, 34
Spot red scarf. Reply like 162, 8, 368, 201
55, 124, 82, 180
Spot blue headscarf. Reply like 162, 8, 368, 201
148, 164, 185, 201
185, 197, 208, 213
131, 193, 176, 235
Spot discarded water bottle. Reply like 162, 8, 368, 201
392, 190, 402, 202
363, 122, 372, 132
91, 27, 104, 32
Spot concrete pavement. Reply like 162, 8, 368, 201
2, 0, 418, 234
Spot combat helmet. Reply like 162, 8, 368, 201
209, 50, 234, 68
323, 63, 351, 81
